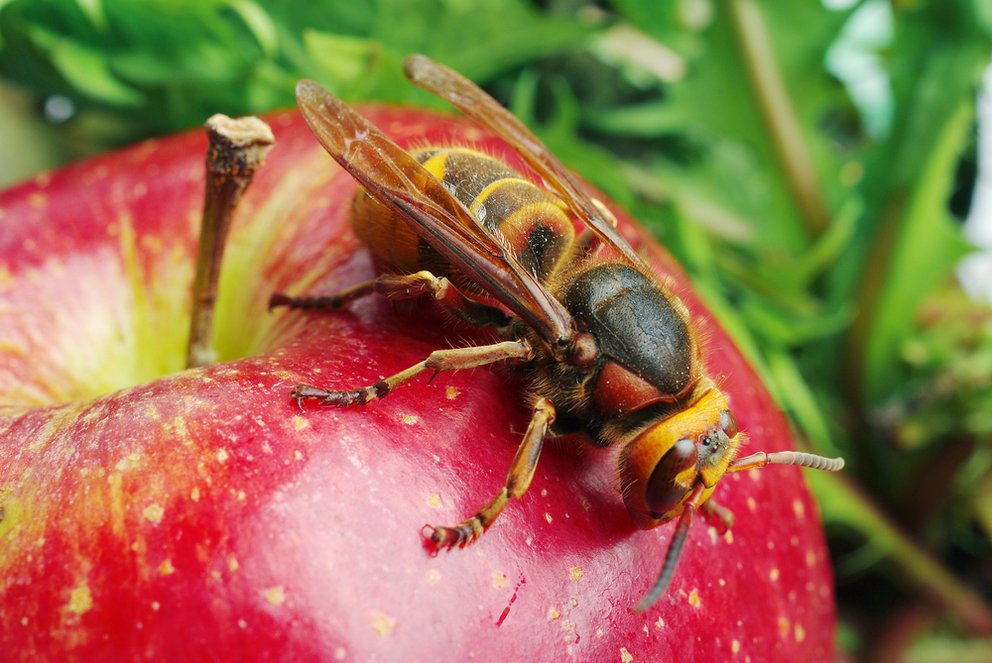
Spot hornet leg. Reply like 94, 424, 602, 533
270, 270, 511, 328
700, 499, 735, 534
290, 339, 533, 407
426, 397, 556, 549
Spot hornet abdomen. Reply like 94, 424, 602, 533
353, 147, 574, 285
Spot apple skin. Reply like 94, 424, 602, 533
0, 107, 836, 661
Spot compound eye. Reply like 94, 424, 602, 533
720, 409, 739, 438
644, 438, 698, 518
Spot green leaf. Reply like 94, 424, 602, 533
832, 0, 992, 404
861, 99, 975, 402
224, 0, 277, 56
32, 29, 143, 105
73, 0, 107, 31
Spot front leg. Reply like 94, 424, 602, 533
700, 499, 734, 535
291, 339, 533, 408
426, 397, 556, 549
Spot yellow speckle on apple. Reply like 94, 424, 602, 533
371, 612, 395, 638
67, 584, 93, 615
142, 504, 164, 524
264, 586, 286, 606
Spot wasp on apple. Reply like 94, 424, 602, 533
270, 54, 844, 610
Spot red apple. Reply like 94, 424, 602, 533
0, 106, 837, 660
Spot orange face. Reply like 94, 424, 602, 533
620, 388, 742, 529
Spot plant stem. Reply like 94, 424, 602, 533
810, 471, 992, 635
186, 114, 274, 368
725, 0, 830, 238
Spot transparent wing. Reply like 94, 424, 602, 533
404, 53, 644, 268
296, 80, 576, 349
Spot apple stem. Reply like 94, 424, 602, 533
186, 114, 275, 368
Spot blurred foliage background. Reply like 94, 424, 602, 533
2, 0, 991, 659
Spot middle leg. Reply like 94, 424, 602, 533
426, 397, 557, 549
291, 339, 533, 407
